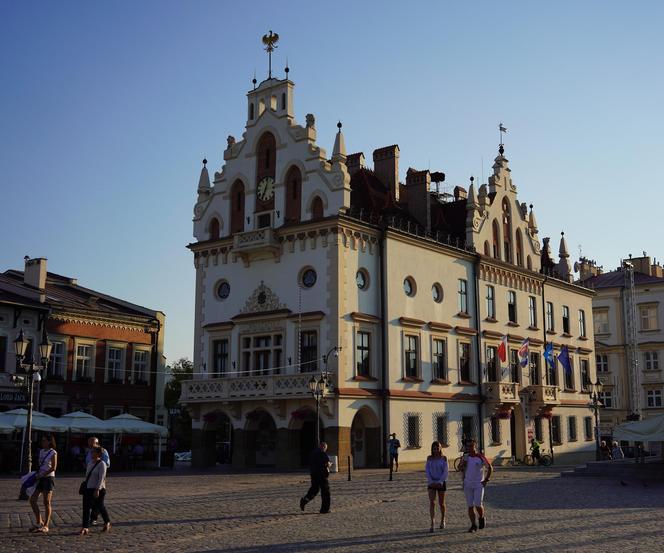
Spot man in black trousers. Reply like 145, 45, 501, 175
300, 441, 332, 514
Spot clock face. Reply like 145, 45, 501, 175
257, 177, 275, 201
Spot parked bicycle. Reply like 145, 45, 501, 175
524, 450, 553, 466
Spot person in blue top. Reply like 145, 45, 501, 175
388, 433, 401, 472
425, 440, 449, 533
85, 437, 110, 525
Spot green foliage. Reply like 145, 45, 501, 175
164, 357, 193, 408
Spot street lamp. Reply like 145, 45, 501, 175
588, 380, 604, 461
11, 328, 52, 475
307, 346, 342, 445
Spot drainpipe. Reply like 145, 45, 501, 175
379, 228, 388, 467
472, 255, 484, 452
541, 276, 554, 463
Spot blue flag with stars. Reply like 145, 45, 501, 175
558, 345, 572, 375
543, 342, 555, 368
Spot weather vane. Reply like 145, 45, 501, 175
499, 122, 507, 146
262, 30, 280, 79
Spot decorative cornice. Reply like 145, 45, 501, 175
49, 312, 155, 333
398, 316, 427, 328
239, 281, 287, 314
455, 326, 478, 336
287, 311, 326, 321
203, 321, 235, 331
350, 312, 380, 324
428, 321, 453, 333
482, 330, 503, 339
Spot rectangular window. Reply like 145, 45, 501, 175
490, 417, 501, 444
435, 414, 448, 445
562, 306, 570, 334
599, 390, 613, 408
509, 348, 520, 383
564, 356, 575, 390
458, 279, 468, 314
486, 346, 498, 381
644, 351, 659, 371
0, 336, 7, 372
534, 417, 544, 443
578, 310, 587, 337
551, 415, 562, 444
212, 339, 229, 377
459, 342, 471, 383
107, 347, 123, 383
596, 354, 609, 372
530, 352, 540, 385
486, 285, 495, 319
546, 302, 554, 331
508, 291, 517, 323
568, 416, 577, 441
580, 359, 590, 391
593, 310, 610, 335
133, 350, 149, 384
404, 335, 419, 378
529, 296, 537, 328
356, 331, 370, 377
300, 331, 318, 373
584, 417, 593, 441
406, 414, 421, 448
647, 389, 662, 408
547, 355, 558, 386
75, 345, 92, 381
461, 415, 476, 443
48, 340, 66, 378
432, 339, 446, 380
640, 305, 658, 331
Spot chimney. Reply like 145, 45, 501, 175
24, 257, 47, 290
405, 168, 431, 232
346, 152, 365, 176
630, 255, 652, 276
454, 186, 467, 201
373, 145, 400, 201
577, 257, 601, 280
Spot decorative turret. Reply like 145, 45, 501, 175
465, 176, 481, 246
556, 231, 573, 282
488, 143, 513, 195
466, 176, 479, 209
332, 121, 346, 163
197, 158, 211, 197
528, 204, 538, 234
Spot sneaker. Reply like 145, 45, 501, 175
299, 498, 307, 512
440, 519, 446, 529
468, 524, 478, 533
478, 517, 486, 529
91, 520, 99, 526
319, 510, 331, 514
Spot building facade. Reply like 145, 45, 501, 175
0, 257, 167, 425
182, 59, 596, 469
579, 255, 664, 451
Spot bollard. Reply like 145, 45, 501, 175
347, 456, 351, 481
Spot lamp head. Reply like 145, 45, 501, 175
14, 329, 29, 359
308, 376, 317, 394
39, 334, 52, 365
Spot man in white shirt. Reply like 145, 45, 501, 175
460, 439, 493, 533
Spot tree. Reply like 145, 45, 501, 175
164, 358, 193, 450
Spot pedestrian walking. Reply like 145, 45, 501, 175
599, 440, 613, 460
388, 433, 401, 472
85, 437, 110, 525
80, 446, 111, 536
611, 441, 625, 460
299, 442, 331, 514
460, 439, 492, 533
425, 441, 448, 533
29, 434, 58, 534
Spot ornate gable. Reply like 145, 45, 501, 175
240, 281, 287, 314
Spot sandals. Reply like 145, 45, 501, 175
79, 528, 89, 536
37, 526, 49, 533
29, 525, 43, 533
102, 522, 112, 533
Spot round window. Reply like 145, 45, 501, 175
432, 283, 443, 303
403, 277, 416, 297
301, 268, 317, 288
356, 269, 369, 290
217, 281, 230, 300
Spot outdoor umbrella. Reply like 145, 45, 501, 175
59, 411, 108, 433
613, 413, 664, 442
0, 414, 16, 433
1, 408, 68, 432
102, 413, 169, 467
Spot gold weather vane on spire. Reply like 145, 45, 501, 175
262, 30, 280, 79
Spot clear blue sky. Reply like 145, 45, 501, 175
2, 1, 663, 363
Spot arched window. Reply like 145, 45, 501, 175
527, 255, 532, 270
284, 166, 302, 223
492, 219, 501, 260
249, 103, 254, 120
484, 241, 490, 256
515, 229, 524, 267
230, 180, 245, 233
502, 198, 512, 263
209, 217, 220, 240
256, 132, 276, 176
311, 196, 324, 220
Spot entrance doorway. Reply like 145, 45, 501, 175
350, 407, 380, 468
246, 411, 277, 467
202, 411, 233, 466
294, 410, 323, 467
508, 404, 527, 461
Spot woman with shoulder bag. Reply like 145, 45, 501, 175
425, 440, 449, 533
80, 446, 111, 536
29, 434, 58, 533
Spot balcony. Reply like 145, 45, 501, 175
526, 384, 561, 407
180, 373, 327, 403
482, 381, 520, 406
232, 227, 280, 261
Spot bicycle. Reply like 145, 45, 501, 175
454, 454, 465, 472
524, 451, 553, 466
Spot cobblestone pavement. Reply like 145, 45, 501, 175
1, 465, 663, 553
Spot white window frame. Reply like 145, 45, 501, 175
132, 347, 151, 385
529, 296, 537, 328
458, 279, 468, 314
644, 351, 659, 371
105, 343, 126, 383
508, 290, 518, 323
578, 309, 587, 337
646, 389, 662, 408
486, 285, 495, 319
48, 338, 67, 379
593, 309, 610, 335
599, 390, 613, 408
73, 339, 96, 382
546, 302, 554, 331
354, 329, 372, 378
431, 336, 447, 381
562, 305, 570, 334
596, 353, 609, 372
209, 333, 231, 378
403, 333, 420, 379
640, 304, 658, 331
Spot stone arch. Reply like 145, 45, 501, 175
527, 255, 532, 270
207, 215, 222, 240
289, 407, 326, 467
249, 125, 284, 153
199, 410, 233, 466
350, 406, 381, 468
492, 219, 501, 260
230, 179, 245, 233
483, 240, 490, 256
284, 165, 302, 224
515, 228, 524, 267
244, 409, 277, 467
502, 197, 513, 263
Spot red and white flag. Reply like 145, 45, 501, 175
498, 335, 508, 363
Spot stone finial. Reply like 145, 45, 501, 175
557, 231, 573, 281
332, 121, 346, 161
528, 204, 538, 233
305, 113, 315, 129
466, 177, 479, 209
226, 135, 236, 149
197, 159, 211, 194
559, 231, 569, 258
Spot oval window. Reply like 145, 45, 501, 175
356, 269, 369, 290
301, 268, 317, 288
403, 277, 416, 297
217, 281, 230, 300
432, 283, 443, 303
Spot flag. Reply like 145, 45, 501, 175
518, 338, 529, 367
558, 345, 572, 375
499, 123, 507, 133
543, 342, 554, 368
498, 335, 508, 363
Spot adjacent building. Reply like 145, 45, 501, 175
579, 254, 664, 453
0, 257, 167, 425
182, 55, 597, 469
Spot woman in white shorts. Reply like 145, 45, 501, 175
460, 439, 492, 533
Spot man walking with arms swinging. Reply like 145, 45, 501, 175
300, 442, 332, 514
460, 438, 493, 533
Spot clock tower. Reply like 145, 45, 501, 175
255, 131, 276, 223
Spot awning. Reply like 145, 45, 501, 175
613, 414, 664, 441
101, 413, 168, 437
59, 411, 108, 433
1, 408, 69, 433
0, 415, 16, 433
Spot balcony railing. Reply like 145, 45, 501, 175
527, 384, 561, 406
482, 381, 520, 405
181, 373, 328, 403
232, 227, 280, 257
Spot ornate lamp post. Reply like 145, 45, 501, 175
11, 328, 52, 474
307, 346, 341, 445
588, 380, 604, 461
